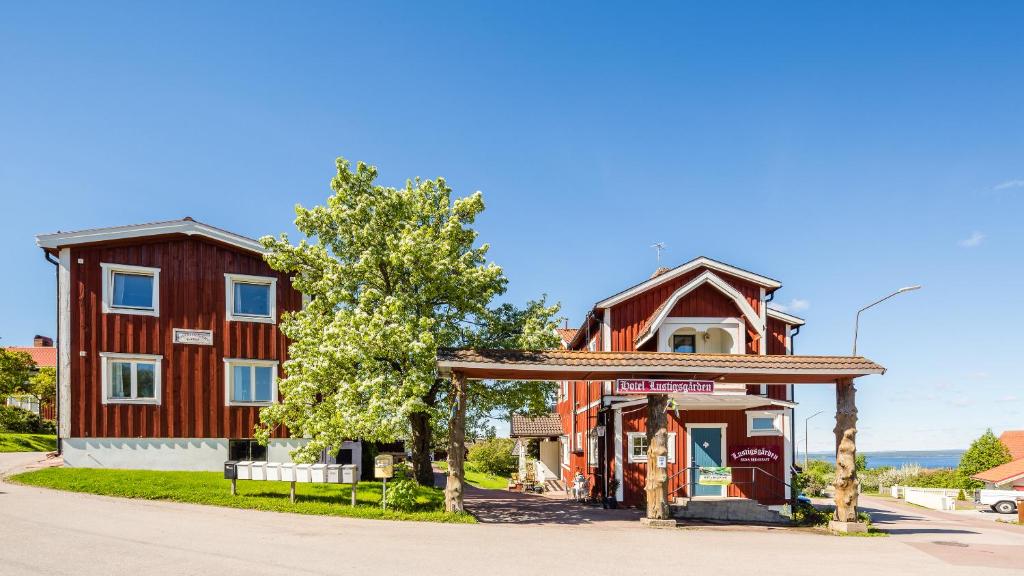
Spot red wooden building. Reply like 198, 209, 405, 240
554, 257, 805, 508
36, 218, 361, 470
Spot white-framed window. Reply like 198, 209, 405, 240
224, 359, 278, 406
587, 429, 599, 466
747, 410, 784, 437
101, 263, 160, 317
627, 432, 676, 463
560, 435, 570, 466
225, 273, 277, 323
575, 431, 583, 451
100, 352, 162, 404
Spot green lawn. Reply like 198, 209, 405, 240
10, 468, 474, 523
435, 462, 508, 490
0, 433, 56, 453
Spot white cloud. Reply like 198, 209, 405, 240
769, 298, 810, 313
993, 179, 1024, 191
1000, 395, 1020, 402
958, 231, 984, 248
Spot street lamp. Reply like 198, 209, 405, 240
852, 285, 922, 356
804, 410, 824, 468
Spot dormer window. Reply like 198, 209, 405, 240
101, 263, 160, 317
673, 334, 696, 353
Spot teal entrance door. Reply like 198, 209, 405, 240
690, 427, 725, 496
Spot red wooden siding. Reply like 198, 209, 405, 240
68, 236, 300, 439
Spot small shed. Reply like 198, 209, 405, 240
510, 414, 565, 486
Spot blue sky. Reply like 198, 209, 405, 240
2, 2, 1022, 452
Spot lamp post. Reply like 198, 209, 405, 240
804, 410, 824, 468
852, 285, 922, 356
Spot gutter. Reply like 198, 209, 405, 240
42, 249, 61, 455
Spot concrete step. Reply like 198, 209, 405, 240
670, 497, 788, 524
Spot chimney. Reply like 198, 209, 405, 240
34, 335, 53, 347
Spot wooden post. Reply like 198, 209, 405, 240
445, 371, 467, 513
290, 481, 296, 504
231, 478, 236, 496
645, 394, 670, 520
833, 378, 859, 522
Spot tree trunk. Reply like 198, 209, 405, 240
645, 394, 670, 519
409, 411, 435, 486
445, 371, 467, 513
833, 378, 859, 522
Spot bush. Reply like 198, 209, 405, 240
877, 464, 922, 488
0, 405, 56, 434
467, 438, 517, 477
384, 464, 419, 511
796, 460, 835, 497
904, 468, 963, 489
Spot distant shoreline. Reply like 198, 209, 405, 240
804, 449, 964, 469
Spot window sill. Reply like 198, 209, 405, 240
227, 401, 275, 407
747, 430, 783, 437
102, 306, 159, 317
103, 398, 160, 405
226, 314, 276, 324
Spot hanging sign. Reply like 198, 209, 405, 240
614, 379, 715, 395
729, 445, 781, 464
172, 328, 213, 346
698, 466, 732, 486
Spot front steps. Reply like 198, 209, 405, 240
670, 496, 788, 524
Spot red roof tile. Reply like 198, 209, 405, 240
510, 414, 564, 437
972, 458, 1024, 485
4, 346, 56, 368
556, 328, 577, 346
1000, 431, 1024, 461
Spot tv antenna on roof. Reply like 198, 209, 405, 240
650, 242, 666, 265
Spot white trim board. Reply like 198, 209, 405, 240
767, 308, 806, 327
37, 219, 265, 255
596, 257, 781, 309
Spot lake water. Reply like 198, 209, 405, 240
806, 450, 964, 470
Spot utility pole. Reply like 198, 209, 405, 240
804, 410, 824, 468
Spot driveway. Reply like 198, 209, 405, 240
2, 454, 1022, 576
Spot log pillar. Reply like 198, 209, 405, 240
445, 371, 467, 514
645, 394, 670, 519
833, 378, 859, 522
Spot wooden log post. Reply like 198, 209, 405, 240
445, 371, 467, 514
645, 394, 670, 519
833, 378, 859, 522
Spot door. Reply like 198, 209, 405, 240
690, 426, 725, 496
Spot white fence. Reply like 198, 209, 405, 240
891, 486, 957, 511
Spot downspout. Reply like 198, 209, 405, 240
42, 249, 61, 455
790, 324, 801, 473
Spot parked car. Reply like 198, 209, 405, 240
975, 489, 1022, 514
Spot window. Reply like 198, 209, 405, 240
100, 353, 161, 404
575, 431, 583, 452
627, 432, 676, 463
561, 435, 570, 465
101, 263, 160, 316
228, 439, 267, 461
746, 410, 784, 437
673, 334, 696, 353
224, 359, 278, 405
587, 430, 599, 466
225, 273, 276, 323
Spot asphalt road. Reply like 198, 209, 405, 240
2, 453, 1022, 576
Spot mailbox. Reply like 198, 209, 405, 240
374, 454, 394, 479
326, 464, 341, 483
250, 462, 267, 481
295, 463, 312, 483
265, 462, 281, 481
236, 461, 253, 480
280, 463, 296, 482
224, 461, 238, 480
310, 464, 327, 483
341, 464, 359, 484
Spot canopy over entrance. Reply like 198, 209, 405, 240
439, 348, 884, 531
437, 348, 885, 383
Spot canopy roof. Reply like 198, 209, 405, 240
437, 349, 885, 384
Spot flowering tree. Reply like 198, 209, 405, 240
256, 158, 559, 486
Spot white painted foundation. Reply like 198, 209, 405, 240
62, 438, 311, 471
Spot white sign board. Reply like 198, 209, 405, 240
173, 329, 214, 346
657, 455, 667, 469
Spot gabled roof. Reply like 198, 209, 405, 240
3, 346, 56, 368
767, 307, 806, 327
509, 414, 564, 438
36, 218, 265, 255
556, 328, 578, 347
594, 256, 782, 309
1000, 431, 1024, 460
971, 458, 1024, 486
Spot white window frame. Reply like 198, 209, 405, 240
627, 432, 676, 464
575, 431, 583, 451
587, 429, 599, 466
746, 409, 784, 437
101, 263, 160, 317
224, 359, 279, 406
100, 352, 162, 404
225, 273, 277, 324
560, 435, 570, 470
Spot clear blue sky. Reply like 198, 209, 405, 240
2, 2, 1022, 452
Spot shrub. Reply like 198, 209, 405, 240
467, 438, 518, 477
877, 464, 922, 488
904, 468, 962, 489
958, 429, 1012, 490
0, 405, 56, 434
383, 463, 420, 511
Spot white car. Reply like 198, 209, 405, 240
975, 489, 1022, 514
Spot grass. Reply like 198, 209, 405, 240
0, 432, 56, 453
434, 461, 509, 490
10, 468, 474, 523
